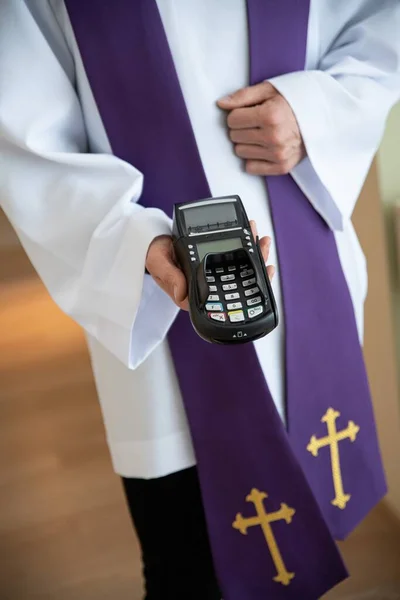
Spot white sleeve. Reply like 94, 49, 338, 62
268, 0, 400, 231
0, 0, 179, 369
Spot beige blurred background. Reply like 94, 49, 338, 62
378, 102, 400, 373
1, 106, 400, 599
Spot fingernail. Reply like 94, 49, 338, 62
218, 94, 232, 103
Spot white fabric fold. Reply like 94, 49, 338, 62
268, 1, 400, 231
0, 0, 178, 369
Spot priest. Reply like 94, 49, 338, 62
1, 1, 400, 598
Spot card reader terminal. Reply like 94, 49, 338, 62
172, 195, 278, 344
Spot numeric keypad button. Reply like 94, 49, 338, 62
208, 312, 227, 322
207, 294, 220, 302
242, 277, 256, 288
205, 302, 223, 311
240, 268, 254, 278
216, 267, 224, 274
247, 296, 262, 306
222, 283, 238, 291
206, 276, 215, 283
228, 266, 237, 272
248, 306, 263, 319
225, 292, 240, 301
227, 302, 243, 310
228, 310, 245, 323
209, 285, 217, 292
220, 274, 235, 282
244, 286, 260, 297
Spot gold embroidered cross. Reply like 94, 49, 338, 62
232, 488, 295, 586
307, 407, 360, 509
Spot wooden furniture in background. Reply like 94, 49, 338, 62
324, 162, 400, 600
396, 201, 400, 270
352, 163, 400, 517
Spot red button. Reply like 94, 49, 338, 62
208, 312, 227, 322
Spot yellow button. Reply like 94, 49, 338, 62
228, 310, 245, 323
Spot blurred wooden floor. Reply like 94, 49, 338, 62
1, 210, 400, 600
0, 220, 143, 599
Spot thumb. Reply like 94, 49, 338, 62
146, 236, 188, 308
217, 81, 275, 109
158, 258, 187, 305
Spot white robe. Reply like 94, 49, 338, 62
1, 0, 399, 478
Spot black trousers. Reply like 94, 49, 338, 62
122, 466, 221, 600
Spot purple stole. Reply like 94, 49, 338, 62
64, 1, 387, 597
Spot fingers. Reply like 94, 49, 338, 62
249, 220, 275, 281
261, 239, 276, 281
267, 265, 276, 281
222, 89, 282, 131
217, 82, 276, 110
227, 105, 261, 130
245, 157, 299, 176
250, 220, 270, 262
249, 219, 258, 241
229, 126, 283, 146
179, 297, 190, 311
235, 143, 294, 163
145, 235, 189, 310
219, 82, 306, 176
173, 271, 189, 310
259, 235, 271, 264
